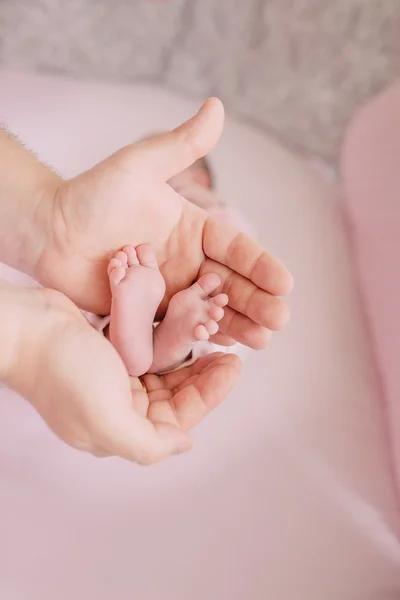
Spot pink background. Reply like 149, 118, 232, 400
0, 72, 399, 599
343, 82, 400, 516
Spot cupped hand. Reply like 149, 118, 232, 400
8, 287, 241, 464
37, 98, 293, 350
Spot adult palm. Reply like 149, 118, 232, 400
16, 289, 241, 464
38, 99, 292, 349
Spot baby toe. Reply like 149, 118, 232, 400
194, 324, 210, 341
109, 266, 127, 290
191, 273, 221, 299
107, 257, 123, 276
211, 293, 229, 308
122, 246, 139, 267
136, 244, 159, 269
208, 305, 224, 322
115, 250, 129, 266
205, 320, 219, 336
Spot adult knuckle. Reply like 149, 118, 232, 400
135, 450, 160, 466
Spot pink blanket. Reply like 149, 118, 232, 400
342, 82, 400, 494
1, 71, 399, 599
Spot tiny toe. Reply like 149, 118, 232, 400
107, 258, 123, 276
208, 306, 224, 322
194, 324, 210, 341
211, 293, 229, 307
205, 320, 219, 336
136, 244, 159, 269
109, 266, 126, 289
122, 246, 139, 267
115, 251, 128, 266
191, 273, 221, 298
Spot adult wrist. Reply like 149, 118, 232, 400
0, 128, 62, 278
0, 280, 36, 387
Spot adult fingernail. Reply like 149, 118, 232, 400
173, 439, 193, 455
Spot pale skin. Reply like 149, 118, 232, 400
0, 98, 293, 464
106, 160, 230, 376
108, 244, 229, 376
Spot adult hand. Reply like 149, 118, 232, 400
36, 99, 293, 350
1, 282, 240, 463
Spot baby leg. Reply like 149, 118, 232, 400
108, 245, 165, 376
150, 273, 228, 374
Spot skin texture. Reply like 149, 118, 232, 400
36, 99, 293, 350
107, 244, 228, 376
0, 281, 240, 463
0, 98, 293, 463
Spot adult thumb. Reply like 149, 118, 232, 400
138, 97, 225, 182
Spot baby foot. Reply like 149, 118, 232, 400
150, 273, 228, 374
108, 245, 165, 376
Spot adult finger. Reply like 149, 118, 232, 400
134, 98, 224, 182
93, 377, 192, 465
198, 258, 290, 331
216, 306, 272, 349
209, 332, 237, 346
104, 409, 193, 465
160, 353, 242, 431
202, 218, 294, 297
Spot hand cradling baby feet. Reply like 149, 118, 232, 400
107, 245, 228, 376
105, 153, 251, 376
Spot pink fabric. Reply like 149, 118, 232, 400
342, 82, 400, 496
1, 71, 399, 599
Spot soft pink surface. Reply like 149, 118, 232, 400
0, 72, 399, 599
343, 82, 400, 502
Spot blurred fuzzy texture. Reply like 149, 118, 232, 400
0, 0, 398, 165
